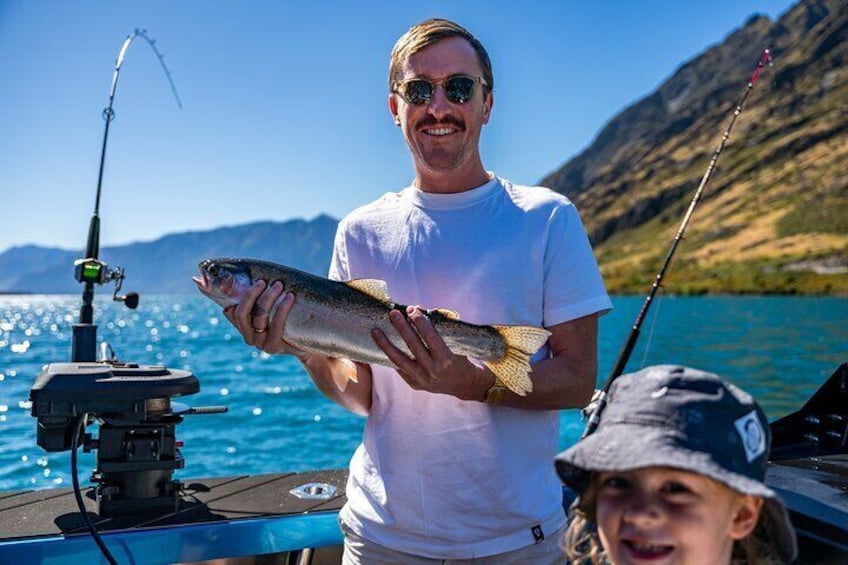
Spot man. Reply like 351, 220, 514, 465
226, 18, 611, 564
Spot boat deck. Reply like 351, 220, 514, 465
2, 457, 848, 564
0, 469, 348, 564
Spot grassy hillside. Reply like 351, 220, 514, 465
544, 0, 847, 295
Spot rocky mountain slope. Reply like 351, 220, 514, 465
542, 0, 846, 294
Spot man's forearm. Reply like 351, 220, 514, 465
495, 354, 596, 410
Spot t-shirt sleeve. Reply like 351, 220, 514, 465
328, 221, 350, 282
543, 203, 612, 327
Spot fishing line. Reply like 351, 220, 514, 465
583, 48, 774, 438
639, 289, 663, 369
89, 28, 182, 258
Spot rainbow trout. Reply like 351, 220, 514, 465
193, 258, 550, 396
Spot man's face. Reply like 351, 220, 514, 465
389, 36, 492, 184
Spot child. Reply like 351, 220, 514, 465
555, 365, 797, 564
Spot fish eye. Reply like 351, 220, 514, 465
208, 264, 218, 276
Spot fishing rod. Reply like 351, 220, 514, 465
72, 28, 182, 362
64, 29, 183, 565
582, 48, 773, 438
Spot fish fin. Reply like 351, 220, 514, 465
346, 279, 392, 303
483, 325, 552, 396
331, 358, 359, 392
429, 308, 461, 320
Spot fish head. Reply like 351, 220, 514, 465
193, 258, 254, 307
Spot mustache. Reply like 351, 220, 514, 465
416, 115, 464, 130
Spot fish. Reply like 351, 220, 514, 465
193, 258, 551, 396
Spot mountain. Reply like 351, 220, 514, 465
0, 215, 338, 294
0, 245, 74, 291
542, 0, 847, 294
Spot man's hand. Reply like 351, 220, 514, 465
371, 305, 493, 401
221, 279, 306, 357
220, 279, 373, 415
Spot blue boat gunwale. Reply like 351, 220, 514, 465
0, 507, 344, 564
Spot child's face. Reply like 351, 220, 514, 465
593, 467, 763, 565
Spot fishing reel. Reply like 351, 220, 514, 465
72, 255, 139, 363
74, 257, 139, 309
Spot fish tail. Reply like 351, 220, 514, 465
483, 326, 551, 396
331, 358, 359, 392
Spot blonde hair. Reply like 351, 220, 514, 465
564, 474, 788, 565
388, 18, 494, 93
564, 484, 608, 565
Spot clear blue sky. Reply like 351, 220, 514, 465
0, 0, 796, 253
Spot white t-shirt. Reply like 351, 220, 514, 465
329, 176, 611, 559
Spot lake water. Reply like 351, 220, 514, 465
0, 294, 844, 492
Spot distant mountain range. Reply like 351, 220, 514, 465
2, 0, 845, 295
0, 216, 338, 294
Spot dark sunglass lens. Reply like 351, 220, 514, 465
403, 80, 432, 105
445, 77, 475, 104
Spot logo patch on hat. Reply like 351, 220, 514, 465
531, 524, 544, 543
734, 410, 766, 462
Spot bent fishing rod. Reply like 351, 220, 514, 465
69, 29, 181, 565
583, 48, 773, 438
73, 29, 182, 363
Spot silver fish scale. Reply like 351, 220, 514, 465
281, 277, 506, 365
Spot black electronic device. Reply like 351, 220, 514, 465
29, 362, 226, 516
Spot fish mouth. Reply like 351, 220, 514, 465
192, 269, 210, 292
192, 266, 220, 300
193, 261, 239, 308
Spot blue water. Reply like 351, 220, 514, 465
0, 294, 845, 492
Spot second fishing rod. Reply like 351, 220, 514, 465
583, 48, 774, 438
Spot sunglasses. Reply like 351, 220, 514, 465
393, 75, 489, 106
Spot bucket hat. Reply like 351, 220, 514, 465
555, 365, 797, 562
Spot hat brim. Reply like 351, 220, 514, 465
556, 422, 772, 496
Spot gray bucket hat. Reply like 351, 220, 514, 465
555, 365, 797, 563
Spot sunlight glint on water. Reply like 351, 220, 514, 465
0, 294, 845, 492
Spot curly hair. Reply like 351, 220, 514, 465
564, 484, 608, 565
